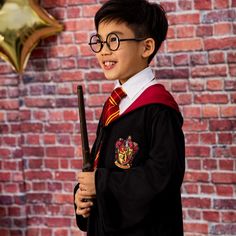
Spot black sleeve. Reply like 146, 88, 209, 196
74, 183, 88, 231
95, 108, 185, 232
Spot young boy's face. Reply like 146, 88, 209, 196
96, 21, 148, 84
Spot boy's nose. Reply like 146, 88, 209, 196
101, 42, 112, 54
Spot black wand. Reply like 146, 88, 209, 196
77, 85, 93, 172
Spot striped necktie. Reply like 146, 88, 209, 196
93, 87, 126, 168
102, 87, 127, 126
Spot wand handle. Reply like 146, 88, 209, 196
77, 85, 93, 171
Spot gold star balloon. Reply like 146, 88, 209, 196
0, 0, 63, 73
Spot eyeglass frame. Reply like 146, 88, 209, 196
88, 32, 147, 53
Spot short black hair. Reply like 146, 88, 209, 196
94, 0, 168, 63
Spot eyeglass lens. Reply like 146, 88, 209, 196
89, 33, 120, 53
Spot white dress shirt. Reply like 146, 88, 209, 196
114, 67, 158, 114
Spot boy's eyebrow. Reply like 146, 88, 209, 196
110, 31, 124, 35
98, 31, 124, 37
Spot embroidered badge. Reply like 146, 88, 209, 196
114, 136, 139, 169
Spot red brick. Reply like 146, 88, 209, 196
27, 193, 52, 203
61, 58, 76, 69
28, 159, 43, 169
166, 26, 175, 39
0, 173, 11, 181
183, 119, 208, 131
203, 211, 220, 222
189, 80, 205, 91
0, 100, 19, 110
185, 133, 199, 144
183, 107, 201, 118
63, 110, 78, 121
196, 25, 213, 37
184, 223, 208, 234
202, 106, 219, 118
187, 159, 201, 169
184, 171, 209, 182
229, 65, 236, 76
54, 194, 73, 204
203, 159, 217, 170
22, 147, 44, 157
44, 135, 56, 145
212, 173, 236, 184
209, 52, 225, 64
210, 120, 234, 131
200, 133, 216, 144
203, 9, 236, 23
64, 19, 94, 31
227, 52, 236, 63
191, 66, 227, 77
45, 217, 71, 227
191, 54, 207, 65
177, 26, 195, 38
194, 0, 212, 10
200, 184, 215, 194
82, 5, 100, 17
220, 106, 236, 117
182, 197, 211, 208
184, 184, 199, 194
156, 68, 189, 79
21, 123, 43, 133
204, 37, 236, 50
214, 199, 236, 209
214, 0, 229, 8
45, 123, 74, 133
221, 212, 236, 223
168, 39, 202, 52
171, 81, 187, 92
218, 133, 232, 144
25, 171, 52, 180
179, 0, 192, 10
194, 94, 228, 104
26, 135, 40, 145
48, 111, 63, 121
173, 54, 189, 66
207, 79, 224, 90
216, 185, 233, 197
214, 23, 232, 35
188, 209, 201, 220
49, 45, 79, 58
67, 7, 81, 18
168, 13, 200, 25
44, 159, 59, 169
32, 183, 47, 191
219, 160, 234, 171
46, 147, 74, 157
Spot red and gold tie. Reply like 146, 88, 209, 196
102, 87, 127, 126
93, 87, 126, 168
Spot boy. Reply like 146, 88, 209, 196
74, 0, 185, 235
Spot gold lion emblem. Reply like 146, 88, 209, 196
114, 136, 139, 169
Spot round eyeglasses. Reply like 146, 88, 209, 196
89, 33, 146, 53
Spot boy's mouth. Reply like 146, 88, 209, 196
103, 61, 117, 70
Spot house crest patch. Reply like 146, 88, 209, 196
114, 136, 139, 169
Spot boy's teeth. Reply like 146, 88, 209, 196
104, 61, 115, 66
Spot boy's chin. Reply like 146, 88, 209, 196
104, 74, 119, 81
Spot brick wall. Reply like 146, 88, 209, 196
0, 0, 235, 235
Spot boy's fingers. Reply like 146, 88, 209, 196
76, 207, 91, 216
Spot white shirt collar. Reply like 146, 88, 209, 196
114, 67, 155, 99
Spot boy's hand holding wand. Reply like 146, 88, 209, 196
75, 85, 95, 217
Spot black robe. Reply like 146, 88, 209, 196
74, 84, 185, 236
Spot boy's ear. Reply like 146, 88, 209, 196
141, 38, 155, 59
